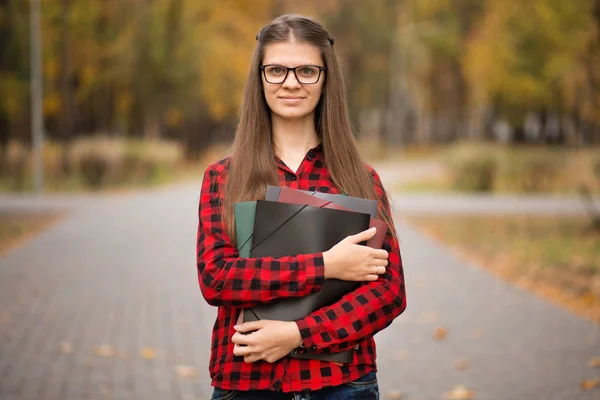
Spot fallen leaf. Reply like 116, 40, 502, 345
581, 292, 596, 306
468, 329, 482, 340
454, 359, 469, 370
141, 347, 157, 360
581, 379, 600, 390
99, 384, 112, 395
434, 327, 448, 340
82, 358, 95, 367
1, 329, 14, 341
445, 384, 476, 399
394, 349, 410, 362
93, 344, 118, 358
418, 311, 439, 324
0, 311, 11, 325
58, 341, 74, 354
589, 357, 600, 368
385, 391, 404, 399
175, 365, 198, 379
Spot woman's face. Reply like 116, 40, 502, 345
261, 41, 325, 121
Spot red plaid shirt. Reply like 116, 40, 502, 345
196, 143, 406, 392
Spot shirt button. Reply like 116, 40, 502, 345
311, 345, 317, 350
291, 175, 297, 181
216, 283, 223, 291
307, 155, 313, 161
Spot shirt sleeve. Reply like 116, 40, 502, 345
294, 169, 407, 351
197, 164, 326, 308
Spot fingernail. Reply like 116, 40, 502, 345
371, 227, 376, 232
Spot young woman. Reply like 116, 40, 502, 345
197, 14, 406, 400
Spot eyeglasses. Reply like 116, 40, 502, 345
260, 64, 326, 85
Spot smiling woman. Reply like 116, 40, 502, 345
261, 41, 325, 129
196, 14, 406, 400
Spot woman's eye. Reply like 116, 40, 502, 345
269, 67, 284, 74
299, 67, 316, 76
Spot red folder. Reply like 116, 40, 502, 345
277, 187, 388, 249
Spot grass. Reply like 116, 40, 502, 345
0, 142, 231, 194
405, 214, 600, 324
0, 212, 65, 256
382, 142, 600, 195
394, 174, 452, 193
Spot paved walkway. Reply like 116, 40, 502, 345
0, 176, 599, 400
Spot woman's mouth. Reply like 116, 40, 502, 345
279, 97, 304, 104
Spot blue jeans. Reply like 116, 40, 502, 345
210, 371, 379, 400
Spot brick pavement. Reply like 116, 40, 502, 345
0, 181, 599, 400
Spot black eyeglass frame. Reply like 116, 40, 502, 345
260, 64, 326, 85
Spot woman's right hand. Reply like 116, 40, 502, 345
322, 227, 389, 282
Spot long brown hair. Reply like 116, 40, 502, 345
223, 14, 396, 243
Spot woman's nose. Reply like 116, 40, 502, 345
281, 70, 301, 88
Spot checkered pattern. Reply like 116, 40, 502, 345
196, 143, 406, 392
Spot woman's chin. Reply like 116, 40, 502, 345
272, 108, 312, 121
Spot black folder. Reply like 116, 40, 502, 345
244, 200, 371, 363
266, 186, 378, 218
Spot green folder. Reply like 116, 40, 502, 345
234, 201, 256, 258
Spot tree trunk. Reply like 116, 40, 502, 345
58, 0, 75, 174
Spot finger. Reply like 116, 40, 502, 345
233, 344, 255, 357
371, 265, 386, 275
232, 332, 255, 346
365, 274, 379, 282
234, 321, 264, 333
370, 249, 389, 260
244, 353, 262, 363
372, 258, 388, 267
347, 227, 377, 244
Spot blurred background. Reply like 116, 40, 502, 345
1, 0, 599, 399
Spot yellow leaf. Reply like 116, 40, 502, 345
434, 327, 448, 340
175, 365, 198, 378
164, 108, 184, 128
445, 384, 476, 399
58, 341, 74, 354
141, 347, 157, 360
454, 359, 469, 370
385, 391, 404, 399
581, 379, 600, 390
43, 93, 62, 117
589, 357, 600, 368
93, 344, 118, 358
43, 59, 59, 80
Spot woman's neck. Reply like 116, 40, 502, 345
271, 115, 320, 160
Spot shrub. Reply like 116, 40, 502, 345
444, 143, 498, 192
449, 155, 497, 192
70, 136, 123, 189
70, 136, 183, 188
499, 152, 565, 193
4, 141, 29, 190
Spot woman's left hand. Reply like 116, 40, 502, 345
232, 320, 302, 363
